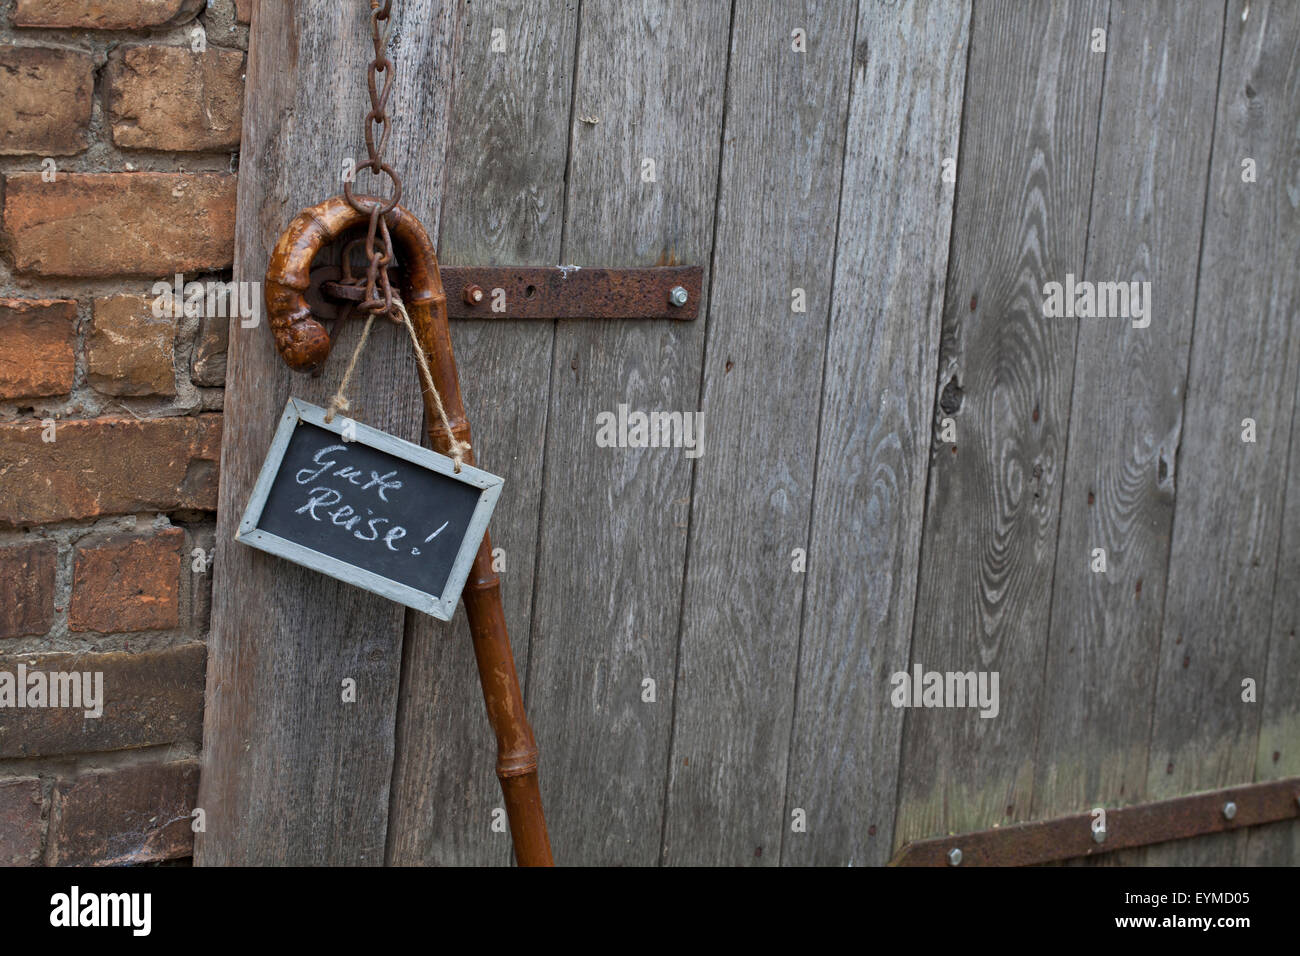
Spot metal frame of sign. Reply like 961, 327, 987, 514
235, 397, 502, 621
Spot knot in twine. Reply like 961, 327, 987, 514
325, 297, 471, 472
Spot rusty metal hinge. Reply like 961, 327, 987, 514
889, 777, 1300, 866
310, 264, 702, 322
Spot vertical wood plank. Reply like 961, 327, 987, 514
386, 0, 578, 867
780, 0, 970, 867
658, 0, 858, 867
1147, 0, 1300, 866
1250, 368, 1300, 865
523, 0, 731, 864
894, 0, 1108, 849
1030, 1, 1224, 828
196, 0, 461, 864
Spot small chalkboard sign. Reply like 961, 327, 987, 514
235, 398, 502, 620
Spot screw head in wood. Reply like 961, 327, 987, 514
947, 847, 962, 866
668, 285, 688, 307
1223, 801, 1237, 821
463, 284, 484, 305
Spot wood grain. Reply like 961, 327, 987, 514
1250, 363, 1300, 865
1030, 0, 1224, 829
894, 0, 1108, 849
779, 0, 971, 867
1146, 0, 1300, 866
195, 0, 461, 865
657, 0, 857, 866
385, 0, 579, 867
522, 0, 731, 864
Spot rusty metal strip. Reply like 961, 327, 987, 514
889, 777, 1300, 866
442, 265, 701, 320
312, 265, 702, 321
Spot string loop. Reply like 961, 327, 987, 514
398, 299, 471, 471
323, 296, 471, 473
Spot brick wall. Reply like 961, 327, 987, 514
0, 0, 250, 865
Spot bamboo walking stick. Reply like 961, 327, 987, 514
264, 196, 554, 866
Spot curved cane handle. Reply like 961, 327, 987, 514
264, 195, 445, 372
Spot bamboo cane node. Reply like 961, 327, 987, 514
493, 749, 540, 780
428, 419, 472, 441
497, 751, 539, 778
401, 288, 444, 307
464, 572, 500, 593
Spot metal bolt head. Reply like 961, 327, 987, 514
463, 283, 484, 305
1093, 827, 1107, 844
947, 847, 962, 866
668, 285, 689, 307
1223, 801, 1237, 821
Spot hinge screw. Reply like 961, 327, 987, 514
1222, 801, 1237, 821
668, 285, 688, 307
947, 847, 962, 866
463, 284, 484, 306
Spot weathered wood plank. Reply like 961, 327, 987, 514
1246, 819, 1300, 866
1147, 0, 1300, 865
1249, 365, 1300, 865
779, 0, 971, 867
195, 0, 461, 865
1030, 1, 1224, 831
386, 0, 579, 867
894, 0, 1108, 849
523, 0, 731, 864
658, 0, 857, 867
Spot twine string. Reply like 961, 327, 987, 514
323, 296, 471, 473
325, 310, 377, 423
397, 298, 471, 472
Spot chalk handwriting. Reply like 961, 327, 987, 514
296, 444, 403, 502
292, 441, 459, 561
296, 486, 413, 552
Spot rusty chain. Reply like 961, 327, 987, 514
342, 0, 403, 323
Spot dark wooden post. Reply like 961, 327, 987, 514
196, 0, 461, 866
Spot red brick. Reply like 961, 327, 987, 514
0, 46, 94, 156
109, 46, 244, 152
190, 311, 227, 386
186, 524, 215, 630
0, 298, 76, 400
13, 0, 203, 30
0, 644, 206, 758
0, 777, 43, 865
0, 415, 222, 527
70, 528, 183, 633
3, 172, 236, 277
0, 541, 57, 639
87, 294, 176, 397
47, 760, 198, 866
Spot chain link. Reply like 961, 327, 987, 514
342, 0, 403, 322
